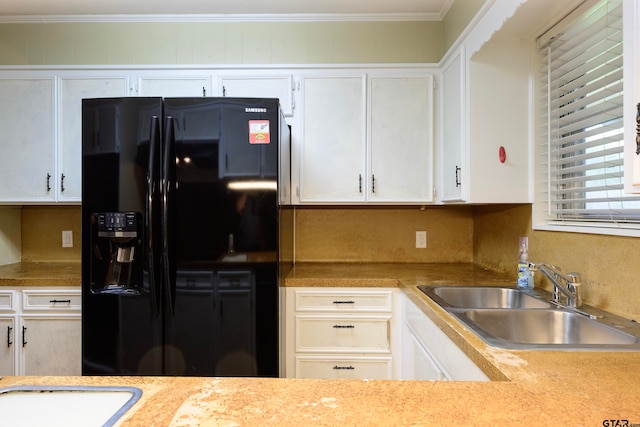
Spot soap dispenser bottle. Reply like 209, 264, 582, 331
517, 237, 533, 289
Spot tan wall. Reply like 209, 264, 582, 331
473, 204, 640, 321
21, 206, 81, 262
294, 206, 474, 263
0, 21, 442, 65
442, 0, 486, 53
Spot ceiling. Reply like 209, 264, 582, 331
0, 0, 453, 19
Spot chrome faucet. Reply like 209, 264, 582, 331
528, 262, 583, 308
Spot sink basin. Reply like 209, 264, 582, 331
452, 309, 640, 350
0, 385, 142, 427
418, 286, 553, 309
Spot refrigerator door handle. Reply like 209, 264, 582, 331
147, 115, 162, 316
162, 116, 176, 316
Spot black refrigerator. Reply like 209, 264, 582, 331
81, 97, 293, 377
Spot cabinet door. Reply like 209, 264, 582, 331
406, 328, 445, 380
300, 76, 366, 203
369, 76, 434, 203
21, 316, 81, 376
58, 76, 129, 201
0, 78, 55, 202
0, 317, 16, 375
138, 76, 211, 97
220, 75, 294, 116
403, 294, 488, 381
441, 49, 465, 202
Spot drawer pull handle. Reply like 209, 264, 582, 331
50, 299, 72, 304
333, 365, 355, 370
333, 325, 355, 329
332, 300, 355, 304
7, 326, 12, 348
22, 326, 27, 347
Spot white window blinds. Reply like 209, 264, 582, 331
538, 0, 640, 227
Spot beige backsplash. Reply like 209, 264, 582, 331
21, 206, 81, 262
15, 204, 640, 320
294, 206, 474, 263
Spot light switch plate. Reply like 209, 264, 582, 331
415, 231, 427, 248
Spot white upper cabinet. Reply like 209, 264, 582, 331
368, 76, 433, 203
624, 0, 640, 193
0, 77, 55, 203
440, 47, 465, 202
464, 39, 530, 204
296, 72, 434, 204
438, 39, 530, 204
58, 75, 129, 202
137, 74, 212, 97
299, 75, 367, 203
219, 75, 294, 116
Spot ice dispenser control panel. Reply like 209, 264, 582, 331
97, 212, 138, 238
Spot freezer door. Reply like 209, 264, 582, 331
81, 97, 164, 375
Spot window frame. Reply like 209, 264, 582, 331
532, 0, 640, 237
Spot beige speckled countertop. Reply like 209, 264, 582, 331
2, 262, 640, 425
0, 262, 80, 287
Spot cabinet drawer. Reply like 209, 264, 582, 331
296, 356, 392, 379
296, 316, 390, 352
0, 291, 15, 312
294, 289, 392, 312
22, 290, 81, 311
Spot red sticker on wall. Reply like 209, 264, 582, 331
499, 146, 507, 163
249, 120, 271, 144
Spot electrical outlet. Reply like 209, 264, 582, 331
415, 231, 427, 249
62, 230, 73, 248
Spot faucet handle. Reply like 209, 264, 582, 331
567, 272, 582, 283
566, 272, 583, 308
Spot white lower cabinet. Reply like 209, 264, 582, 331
401, 293, 488, 381
283, 287, 395, 379
282, 286, 489, 381
0, 290, 16, 375
0, 288, 81, 376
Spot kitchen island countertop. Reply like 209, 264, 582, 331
1, 262, 640, 425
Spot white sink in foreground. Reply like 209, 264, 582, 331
0, 385, 142, 427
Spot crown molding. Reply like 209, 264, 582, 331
0, 12, 441, 24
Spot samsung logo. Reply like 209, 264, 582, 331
245, 107, 267, 113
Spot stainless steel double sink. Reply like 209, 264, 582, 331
418, 286, 640, 350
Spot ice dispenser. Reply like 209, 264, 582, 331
90, 212, 143, 294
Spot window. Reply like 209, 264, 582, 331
536, 0, 640, 234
